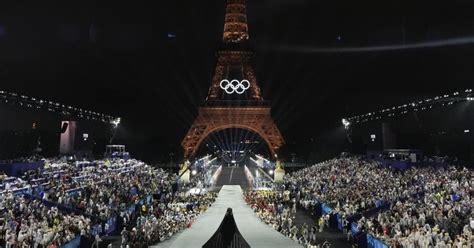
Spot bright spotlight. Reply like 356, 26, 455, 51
269, 170, 274, 175
111, 117, 121, 128
342, 118, 351, 129
191, 170, 197, 175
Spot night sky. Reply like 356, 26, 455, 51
1, 0, 474, 162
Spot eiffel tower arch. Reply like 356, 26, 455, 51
182, 0, 284, 159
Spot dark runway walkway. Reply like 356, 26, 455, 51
294, 208, 351, 248
215, 166, 250, 189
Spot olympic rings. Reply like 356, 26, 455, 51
220, 79, 251, 95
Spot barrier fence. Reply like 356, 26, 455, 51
0, 161, 44, 177
59, 235, 81, 248
305, 197, 391, 247
367, 234, 389, 248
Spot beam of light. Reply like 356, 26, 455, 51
236, 130, 249, 163
272, 36, 474, 53
209, 130, 226, 155
230, 127, 235, 159
220, 129, 232, 162
238, 129, 256, 159
233, 127, 240, 158
208, 131, 222, 149
246, 132, 260, 154
200, 130, 225, 158
222, 128, 231, 156
234, 128, 240, 160
203, 127, 272, 163
211, 134, 224, 153
217, 132, 227, 153
245, 131, 268, 157
236, 128, 248, 155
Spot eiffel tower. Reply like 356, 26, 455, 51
182, 0, 284, 159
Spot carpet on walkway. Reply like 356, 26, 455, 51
151, 185, 301, 248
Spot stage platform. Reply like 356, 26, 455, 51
152, 185, 301, 248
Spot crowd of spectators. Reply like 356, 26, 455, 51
43, 159, 169, 220
285, 158, 420, 218
2, 152, 472, 248
0, 157, 217, 247
280, 156, 473, 247
121, 191, 217, 247
245, 190, 331, 248
357, 166, 473, 247
1, 195, 92, 247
